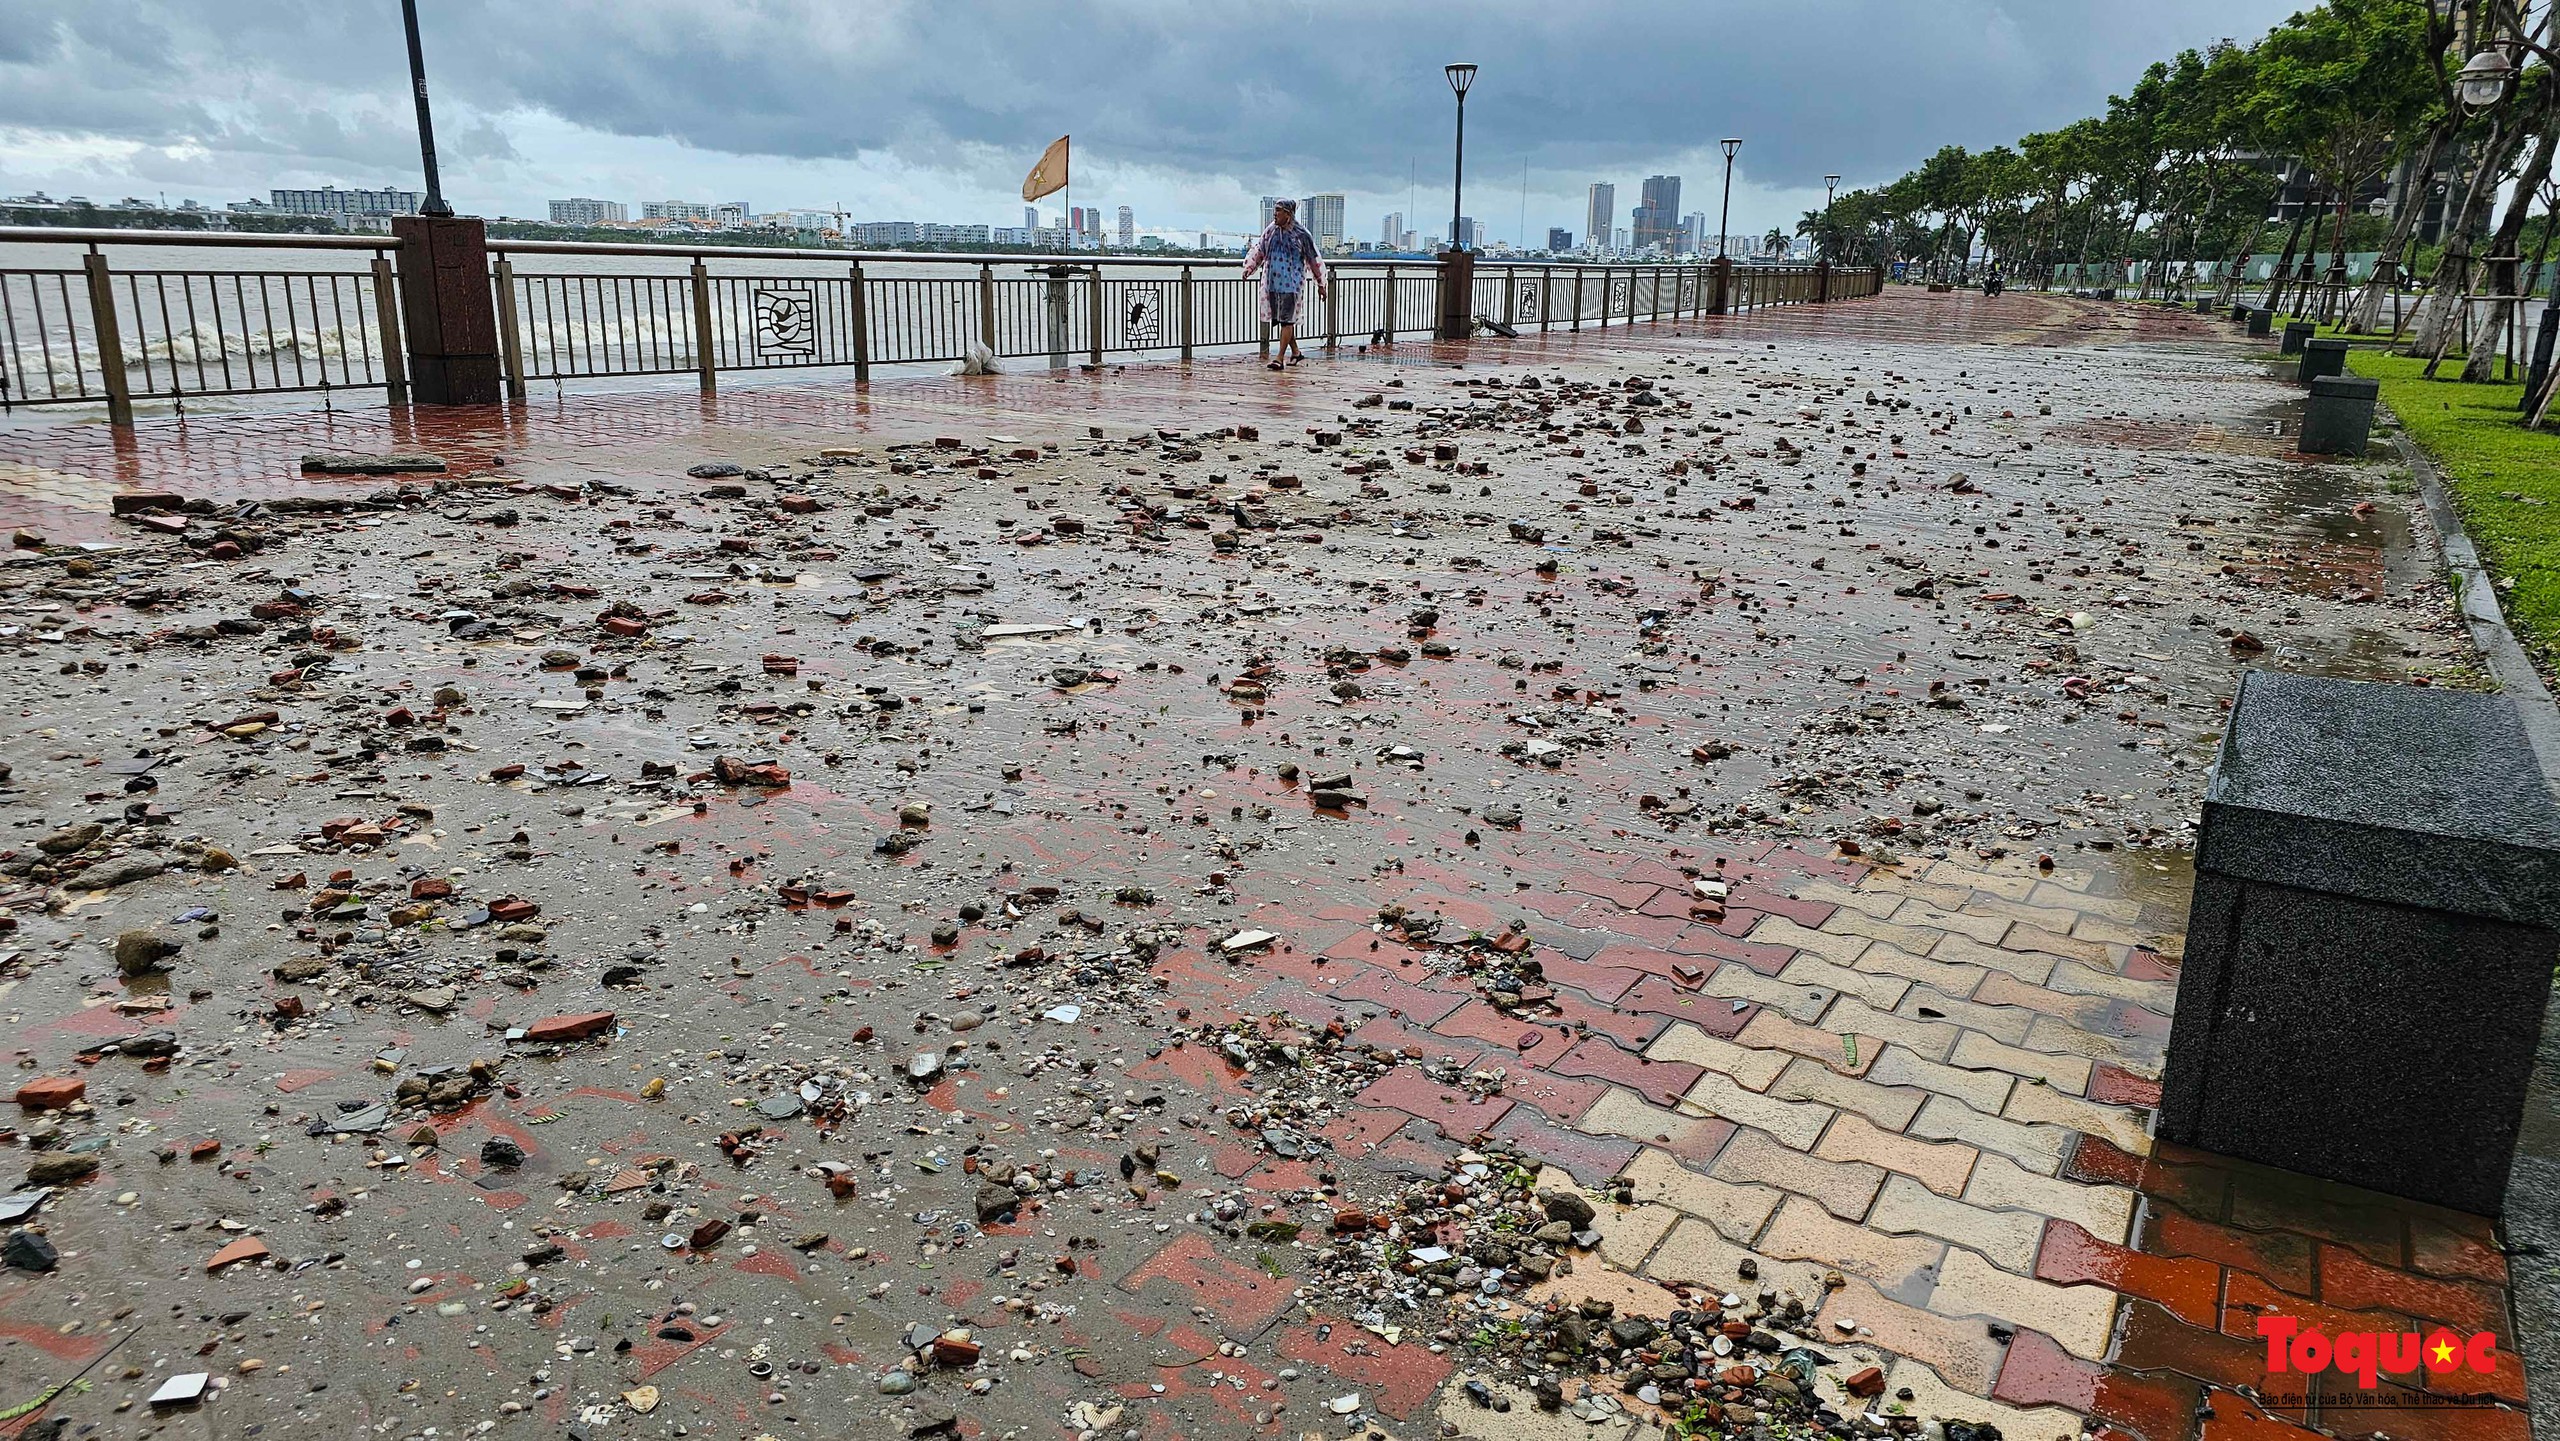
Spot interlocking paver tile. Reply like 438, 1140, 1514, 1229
1642, 1215, 1781, 1289
1745, 913, 1870, 964
1710, 1127, 1886, 1219
1117, 1232, 1300, 1339
2315, 1384, 2531, 1441
2315, 1243, 2509, 1333
2003, 1081, 2153, 1156
2088, 1062, 2164, 1108
1617, 974, 1759, 1035
1546, 1034, 1701, 1108
2114, 1299, 2302, 1412
1736, 1009, 1880, 1076
1888, 1356, 2085, 1441
1577, 1086, 1738, 1164
2140, 1205, 2313, 1296
1619, 1146, 1784, 1240
1822, 906, 1953, 954
2035, 1218, 2220, 1328
1778, 953, 1912, 1010
1274, 1320, 1454, 1420
2024, 1010, 2167, 1063
1487, 1098, 1640, 1185
1968, 893, 2098, 934
1965, 1153, 2137, 1243
1759, 1194, 1945, 1292
1814, 1111, 1978, 1196
2407, 1212, 2510, 1287
1974, 970, 2121, 1027
1948, 1032, 2095, 1094
1992, 1328, 2202, 1441
1822, 996, 1964, 1060
1768, 1056, 1927, 1131
1931, 931, 2062, 984
2065, 1136, 2229, 1215
1899, 983, 2038, 1045
1818, 1274, 2009, 1395
1702, 961, 1834, 1022
1912, 1094, 2075, 1174
1869, 1044, 2017, 1114
1591, 1199, 1683, 1269
1884, 898, 2015, 944
1679, 1070, 1839, 1150
1853, 941, 1993, 996
2048, 959, 2176, 1011
1870, 1173, 2047, 1273
1931, 1247, 2118, 1360
1849, 870, 1976, 910
1791, 876, 1907, 918
2218, 1270, 2422, 1357
1644, 1021, 1790, 1089
1925, 859, 2044, 900
1352, 1064, 1515, 1140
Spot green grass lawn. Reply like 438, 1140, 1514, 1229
2344, 347, 2560, 666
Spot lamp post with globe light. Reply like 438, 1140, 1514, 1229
1717, 139, 1742, 260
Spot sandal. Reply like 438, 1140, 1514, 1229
1286, 354, 1304, 366
1267, 361, 1284, 371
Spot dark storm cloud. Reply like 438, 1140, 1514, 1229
1, 0, 2304, 192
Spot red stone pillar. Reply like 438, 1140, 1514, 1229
1437, 248, 1476, 339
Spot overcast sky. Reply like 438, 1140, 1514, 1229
1, 0, 2307, 245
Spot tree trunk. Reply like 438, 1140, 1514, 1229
2410, 118, 2528, 358
2262, 202, 2315, 314
2349, 129, 2446, 332
2218, 214, 2270, 306
2462, 114, 2560, 380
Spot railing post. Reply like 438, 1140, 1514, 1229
1503, 268, 1516, 329
391, 216, 500, 404
848, 261, 871, 384
1710, 256, 1731, 315
1541, 266, 1553, 332
1651, 268, 1663, 321
1385, 265, 1398, 339
1600, 267, 1613, 328
1570, 268, 1583, 330
80, 249, 134, 428
372, 252, 412, 406
978, 263, 998, 353
1086, 265, 1104, 369
1437, 248, 1474, 340
489, 254, 522, 402
1179, 265, 1194, 361
1817, 260, 1831, 304
1325, 272, 1340, 352
688, 257, 716, 395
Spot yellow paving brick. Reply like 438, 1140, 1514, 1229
1867, 1174, 2045, 1273
1815, 1274, 2008, 1395
1973, 971, 2115, 1029
1769, 1056, 1926, 1131
1949, 1031, 2095, 1094
2003, 924, 2117, 966
1680, 1071, 1839, 1150
1619, 1145, 1785, 1241
2044, 958, 2177, 1012
1738, 1009, 1881, 1077
1813, 1112, 1979, 1196
1759, 1195, 1946, 1292
1853, 942, 1991, 997
1792, 875, 1907, 919
1704, 962, 1833, 1023
1965, 893, 2093, 934
1929, 931, 2060, 985
2027, 880, 2141, 921
1579, 1086, 1735, 1154
1867, 1045, 2015, 1114
1961, 1153, 2136, 1242
1930, 1248, 2119, 1360
1850, 869, 1978, 909
1883, 1358, 2084, 1439
1710, 1128, 1886, 1219
1778, 953, 1912, 1010
2023, 1013, 2154, 1067
1910, 1094, 2073, 1173
1899, 984, 2035, 1045
1591, 1199, 1683, 1270
2002, 1082, 2154, 1156
1746, 913, 1871, 964
1643, 1216, 1787, 1290
1822, 907, 1948, 953
1921, 858, 2042, 900
1821, 996, 1962, 1061
1645, 1022, 1790, 1090
2070, 912, 2146, 946
1884, 897, 2014, 945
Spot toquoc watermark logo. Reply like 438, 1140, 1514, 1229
2257, 1316, 2501, 1389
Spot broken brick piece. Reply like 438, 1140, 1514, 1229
523, 1011, 617, 1044
206, 1236, 270, 1272
15, 1076, 85, 1110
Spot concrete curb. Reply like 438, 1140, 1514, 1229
2387, 424, 2560, 1441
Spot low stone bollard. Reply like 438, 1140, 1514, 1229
2245, 308, 2273, 336
2229, 303, 2249, 322
2159, 670, 2560, 1215
2299, 373, 2380, 455
2193, 299, 2215, 314
2297, 336, 2351, 386
2279, 319, 2315, 355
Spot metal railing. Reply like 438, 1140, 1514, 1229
0, 225, 1877, 422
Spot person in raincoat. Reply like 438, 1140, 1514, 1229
1241, 200, 1327, 370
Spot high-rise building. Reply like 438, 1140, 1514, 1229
548, 197, 627, 226
1025, 205, 1040, 230
270, 186, 422, 221
1304, 193, 1346, 247
1116, 205, 1134, 247
1453, 216, 1480, 251
642, 200, 715, 221
1546, 227, 1573, 253
1380, 212, 1403, 247
1613, 227, 1629, 253
1586, 184, 1615, 255
1683, 213, 1710, 255
1258, 196, 1285, 229
1633, 175, 1682, 253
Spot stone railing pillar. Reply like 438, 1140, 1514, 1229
1437, 248, 1475, 339
390, 215, 500, 405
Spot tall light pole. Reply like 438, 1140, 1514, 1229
400, 0, 453, 216
1716, 138, 1741, 260
1823, 173, 1840, 262
1445, 64, 1478, 251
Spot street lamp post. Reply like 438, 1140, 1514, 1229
399, 0, 453, 217
1823, 173, 1840, 262
1717, 139, 1741, 260
1446, 64, 1478, 251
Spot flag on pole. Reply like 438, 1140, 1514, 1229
1021, 135, 1070, 203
